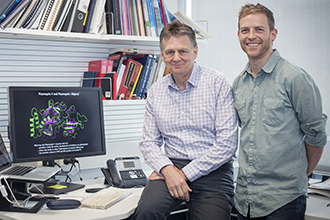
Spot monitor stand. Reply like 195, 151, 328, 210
0, 180, 48, 213
29, 159, 85, 195
29, 180, 85, 195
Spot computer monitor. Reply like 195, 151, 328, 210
7, 86, 106, 194
8, 86, 106, 163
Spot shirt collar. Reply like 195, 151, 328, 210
241, 49, 281, 78
168, 63, 199, 90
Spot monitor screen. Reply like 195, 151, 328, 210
8, 86, 106, 163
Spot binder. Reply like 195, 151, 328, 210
0, 0, 31, 28
44, 0, 65, 30
21, 0, 47, 29
53, 0, 74, 31
88, 0, 106, 34
130, 0, 139, 36
101, 72, 117, 100
39, 0, 56, 30
65, 0, 78, 31
136, 0, 146, 36
0, 0, 21, 24
82, 0, 95, 33
120, 0, 128, 35
70, 0, 90, 32
14, 0, 39, 28
104, 0, 113, 34
81, 71, 97, 87
60, 0, 76, 31
131, 54, 153, 98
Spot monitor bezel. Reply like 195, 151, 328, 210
8, 86, 106, 163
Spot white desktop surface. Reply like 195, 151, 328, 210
305, 194, 330, 220
0, 177, 143, 220
1, 172, 330, 220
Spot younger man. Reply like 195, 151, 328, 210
233, 3, 327, 219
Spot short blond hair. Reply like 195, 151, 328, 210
238, 3, 275, 31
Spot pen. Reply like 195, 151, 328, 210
327, 202, 330, 207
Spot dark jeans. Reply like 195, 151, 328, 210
237, 195, 306, 220
129, 159, 234, 220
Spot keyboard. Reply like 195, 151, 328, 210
2, 165, 36, 176
81, 187, 133, 209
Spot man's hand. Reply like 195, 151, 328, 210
160, 165, 192, 202
147, 171, 165, 181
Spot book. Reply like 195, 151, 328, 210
0, 0, 31, 28
0, 0, 17, 20
70, 0, 90, 32
2, 4, 26, 28
98, 8, 107, 34
157, 0, 166, 26
63, 0, 78, 31
152, 0, 162, 35
116, 62, 126, 93
88, 0, 105, 33
50, 0, 66, 29
173, 11, 212, 39
155, 58, 166, 81
81, 0, 89, 31
126, 59, 143, 99
105, 0, 121, 35
135, 0, 145, 36
81, 71, 97, 87
163, 2, 171, 24
117, 58, 142, 99
109, 47, 154, 55
14, 0, 39, 28
0, 0, 21, 24
145, 0, 156, 37
1, 0, 27, 28
101, 72, 117, 100
44, 0, 65, 31
88, 59, 114, 88
125, 0, 133, 35
143, 54, 157, 98
82, 0, 95, 32
130, 0, 139, 36
146, 54, 159, 89
138, 60, 154, 98
53, 0, 74, 31
104, 0, 113, 34
60, 0, 76, 31
39, 0, 56, 30
141, 0, 150, 36
131, 54, 153, 99
119, 0, 128, 35
107, 51, 127, 72
24, 0, 49, 29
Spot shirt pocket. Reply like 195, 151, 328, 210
263, 98, 285, 126
234, 99, 247, 125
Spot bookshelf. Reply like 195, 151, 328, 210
0, 28, 159, 169
0, 28, 160, 45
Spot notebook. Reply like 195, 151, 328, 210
0, 134, 60, 182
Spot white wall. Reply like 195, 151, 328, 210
191, 0, 330, 172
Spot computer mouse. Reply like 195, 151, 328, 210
46, 199, 81, 210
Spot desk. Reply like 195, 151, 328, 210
0, 173, 329, 220
0, 177, 143, 220
305, 195, 330, 220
